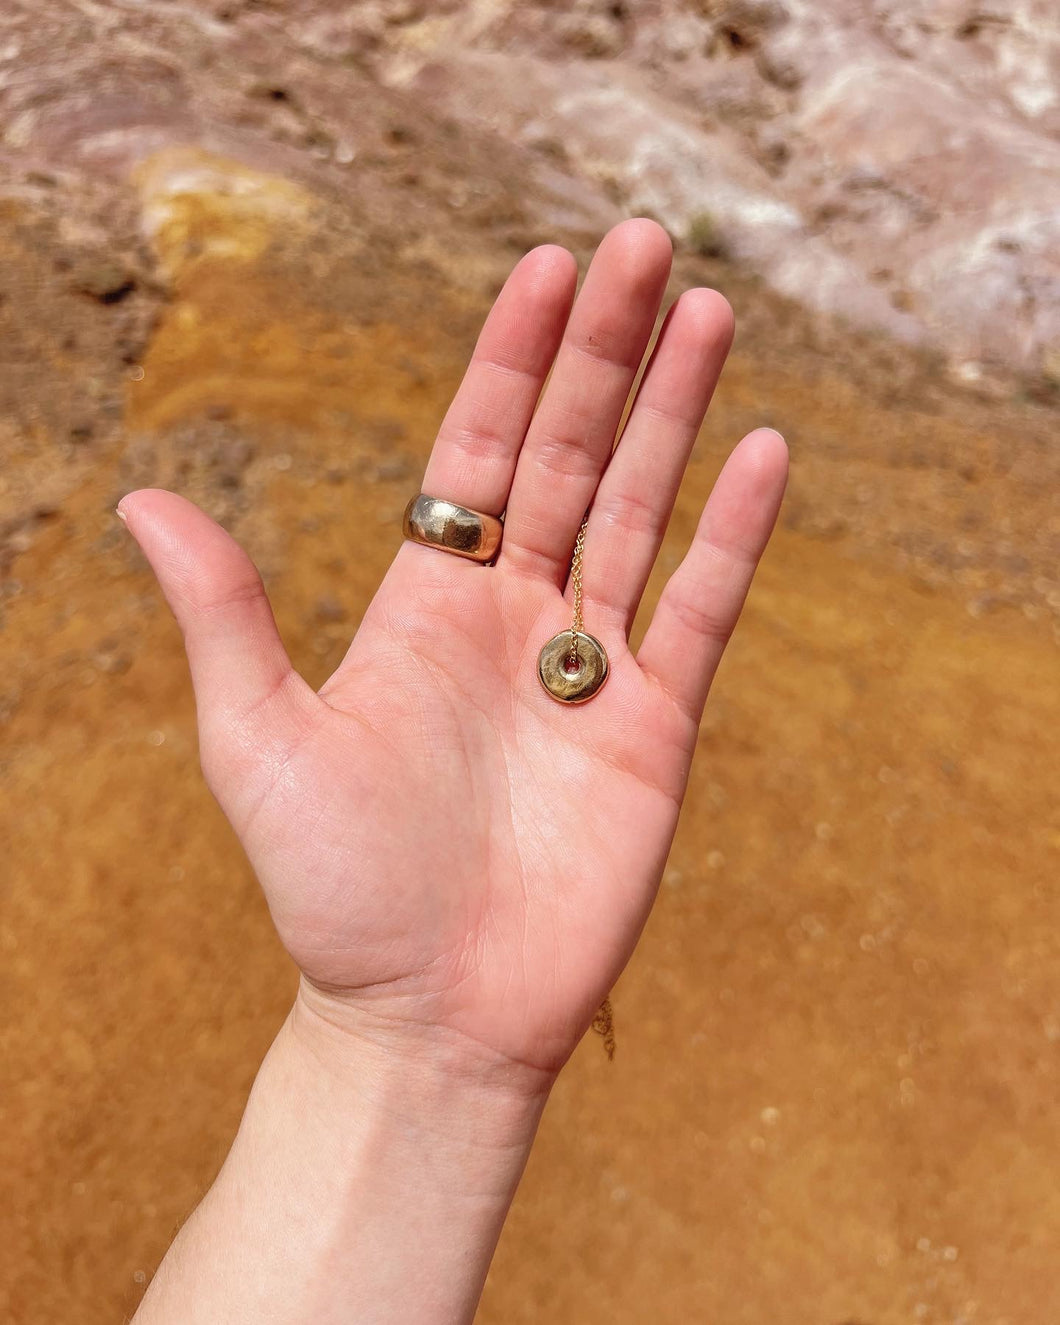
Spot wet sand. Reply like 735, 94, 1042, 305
2, 166, 1059, 1324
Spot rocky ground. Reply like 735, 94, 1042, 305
365, 0, 1060, 384
1, 3, 1059, 1323
4, 0, 1060, 382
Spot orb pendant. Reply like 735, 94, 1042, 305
538, 630, 609, 705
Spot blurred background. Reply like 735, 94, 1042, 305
2, 2, 1059, 1322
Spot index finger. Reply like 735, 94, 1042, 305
419, 245, 578, 518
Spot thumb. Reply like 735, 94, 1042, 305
117, 488, 317, 744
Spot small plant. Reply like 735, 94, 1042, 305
686, 210, 729, 259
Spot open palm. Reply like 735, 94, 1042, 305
120, 220, 787, 1080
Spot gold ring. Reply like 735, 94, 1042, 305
402, 494, 503, 563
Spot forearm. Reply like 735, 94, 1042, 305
134, 988, 552, 1325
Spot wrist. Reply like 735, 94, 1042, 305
270, 990, 550, 1322
137, 990, 552, 1325
292, 975, 558, 1119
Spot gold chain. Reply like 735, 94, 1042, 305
592, 997, 616, 1061
566, 512, 616, 1061
566, 514, 588, 670
570, 514, 587, 635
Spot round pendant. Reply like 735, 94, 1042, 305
538, 630, 609, 705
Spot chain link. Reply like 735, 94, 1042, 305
592, 996, 616, 1061
566, 512, 616, 1061
566, 513, 589, 670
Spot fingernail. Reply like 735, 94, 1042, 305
115, 506, 128, 523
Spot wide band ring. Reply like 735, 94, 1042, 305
402, 494, 503, 563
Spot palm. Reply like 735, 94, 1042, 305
122, 221, 787, 1076
247, 546, 689, 1066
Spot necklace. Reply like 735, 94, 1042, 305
537, 515, 610, 704
593, 997, 616, 1061
535, 514, 615, 1058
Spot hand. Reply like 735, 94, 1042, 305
119, 219, 787, 1091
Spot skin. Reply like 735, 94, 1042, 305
122, 219, 788, 1324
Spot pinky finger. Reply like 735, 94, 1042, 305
637, 428, 788, 724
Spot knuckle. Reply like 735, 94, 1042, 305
593, 487, 660, 537
663, 589, 733, 645
533, 428, 604, 484
446, 423, 507, 464
569, 325, 638, 373
195, 573, 267, 619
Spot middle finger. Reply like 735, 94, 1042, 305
499, 218, 673, 584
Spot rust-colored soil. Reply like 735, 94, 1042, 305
2, 157, 1059, 1325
